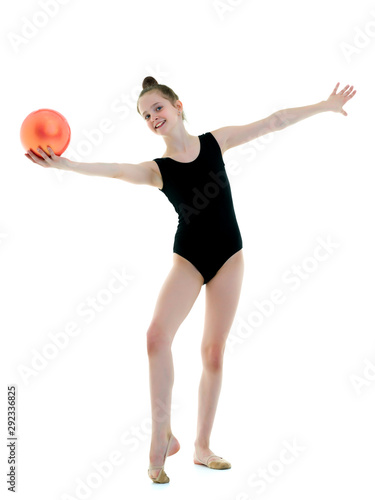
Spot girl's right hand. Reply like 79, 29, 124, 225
25, 146, 70, 169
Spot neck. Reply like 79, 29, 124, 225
162, 127, 196, 156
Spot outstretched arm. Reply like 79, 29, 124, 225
25, 147, 120, 178
213, 83, 357, 152
274, 82, 357, 130
25, 146, 158, 186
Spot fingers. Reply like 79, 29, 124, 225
25, 153, 37, 163
36, 147, 50, 159
346, 86, 356, 97
341, 85, 357, 102
25, 148, 49, 167
339, 84, 355, 95
24, 145, 59, 167
335, 83, 357, 102
27, 149, 42, 161
46, 145, 57, 158
38, 145, 59, 160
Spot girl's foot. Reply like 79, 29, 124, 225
194, 445, 216, 464
149, 433, 180, 480
194, 444, 231, 469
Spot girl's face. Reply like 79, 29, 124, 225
139, 92, 182, 135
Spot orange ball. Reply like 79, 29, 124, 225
20, 108, 71, 159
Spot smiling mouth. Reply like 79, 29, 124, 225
155, 121, 165, 129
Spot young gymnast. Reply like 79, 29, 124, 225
25, 77, 356, 483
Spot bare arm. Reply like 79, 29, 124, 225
275, 83, 357, 127
211, 104, 326, 153
25, 146, 160, 187
211, 114, 278, 152
60, 159, 121, 178
272, 100, 329, 129
212, 83, 356, 152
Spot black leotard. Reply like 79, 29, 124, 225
153, 131, 243, 285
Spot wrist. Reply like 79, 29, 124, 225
318, 100, 331, 112
57, 158, 74, 171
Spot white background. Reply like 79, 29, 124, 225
1, 0, 374, 498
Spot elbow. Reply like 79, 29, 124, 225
269, 112, 283, 132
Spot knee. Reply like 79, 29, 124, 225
201, 343, 225, 372
146, 321, 172, 355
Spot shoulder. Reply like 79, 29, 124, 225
138, 160, 164, 190
138, 159, 163, 173
205, 129, 228, 155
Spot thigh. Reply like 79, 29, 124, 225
149, 257, 204, 341
202, 249, 244, 348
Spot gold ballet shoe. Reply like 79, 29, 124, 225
194, 452, 231, 469
148, 434, 173, 483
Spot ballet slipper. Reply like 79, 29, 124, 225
148, 434, 174, 483
193, 452, 231, 469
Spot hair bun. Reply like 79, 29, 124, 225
142, 76, 158, 90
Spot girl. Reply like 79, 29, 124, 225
25, 77, 356, 483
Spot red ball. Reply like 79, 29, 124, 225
20, 108, 71, 159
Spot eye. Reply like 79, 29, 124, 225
145, 106, 162, 120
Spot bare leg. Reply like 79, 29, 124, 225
147, 254, 203, 479
194, 250, 244, 461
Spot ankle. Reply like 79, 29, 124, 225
152, 429, 172, 440
194, 439, 209, 449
